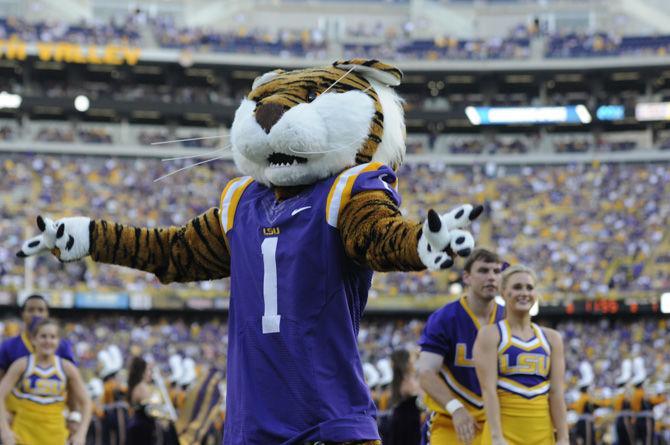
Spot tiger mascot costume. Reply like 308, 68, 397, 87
18, 59, 482, 444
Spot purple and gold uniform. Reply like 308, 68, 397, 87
11, 354, 69, 445
480, 320, 553, 445
419, 297, 505, 444
0, 332, 76, 371
0, 331, 76, 415
219, 162, 399, 444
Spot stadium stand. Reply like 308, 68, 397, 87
1, 154, 668, 304
0, 313, 665, 443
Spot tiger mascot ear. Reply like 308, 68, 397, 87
251, 69, 286, 90
332, 59, 403, 87
329, 59, 406, 171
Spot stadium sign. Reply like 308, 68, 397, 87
635, 102, 670, 121
465, 105, 592, 125
74, 291, 130, 309
0, 39, 141, 65
596, 105, 625, 121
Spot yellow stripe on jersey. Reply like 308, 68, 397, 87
13, 355, 67, 405
460, 296, 498, 330
20, 331, 34, 353
219, 176, 253, 233
499, 321, 548, 353
497, 377, 550, 398
440, 365, 484, 409
326, 162, 383, 227
22, 355, 65, 380
534, 324, 552, 353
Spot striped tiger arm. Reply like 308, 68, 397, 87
339, 190, 425, 272
89, 207, 230, 283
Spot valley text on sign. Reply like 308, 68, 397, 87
0, 39, 141, 65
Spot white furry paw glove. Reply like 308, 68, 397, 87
417, 204, 483, 271
17, 215, 91, 262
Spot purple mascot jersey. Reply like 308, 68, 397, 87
219, 162, 400, 444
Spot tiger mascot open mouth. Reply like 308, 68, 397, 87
231, 59, 405, 187
18, 58, 483, 444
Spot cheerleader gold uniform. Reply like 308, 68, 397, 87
481, 321, 554, 445
11, 354, 68, 445
0, 331, 76, 417
419, 297, 505, 444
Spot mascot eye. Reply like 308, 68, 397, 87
306, 90, 318, 102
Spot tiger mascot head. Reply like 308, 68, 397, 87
230, 58, 405, 187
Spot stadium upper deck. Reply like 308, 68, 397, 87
2, 0, 670, 64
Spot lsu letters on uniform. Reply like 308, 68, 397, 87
480, 321, 554, 445
419, 297, 505, 444
11, 354, 69, 445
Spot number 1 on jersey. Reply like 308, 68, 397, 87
261, 237, 281, 334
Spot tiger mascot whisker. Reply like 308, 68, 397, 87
151, 134, 230, 146
153, 152, 232, 183
18, 58, 484, 444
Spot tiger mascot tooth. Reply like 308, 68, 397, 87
18, 58, 483, 444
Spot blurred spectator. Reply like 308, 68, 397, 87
385, 347, 421, 445
547, 32, 670, 58
35, 127, 75, 142
78, 129, 113, 144
0, 126, 14, 141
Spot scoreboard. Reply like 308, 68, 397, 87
552, 299, 663, 316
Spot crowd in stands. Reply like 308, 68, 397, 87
405, 134, 642, 154
35, 127, 75, 142
35, 82, 237, 107
554, 138, 638, 153
0, 16, 140, 45
344, 36, 531, 61
358, 317, 669, 399
78, 129, 113, 144
547, 32, 670, 58
0, 312, 666, 442
2, 154, 669, 303
0, 313, 666, 413
151, 15, 328, 59
137, 130, 170, 146
442, 136, 530, 154
0, 154, 237, 295
3, 13, 670, 60
1, 123, 226, 147
558, 318, 669, 390
486, 161, 669, 297
34, 127, 113, 144
8, 119, 666, 153
137, 130, 223, 148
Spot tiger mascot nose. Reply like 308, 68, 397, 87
255, 102, 285, 134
